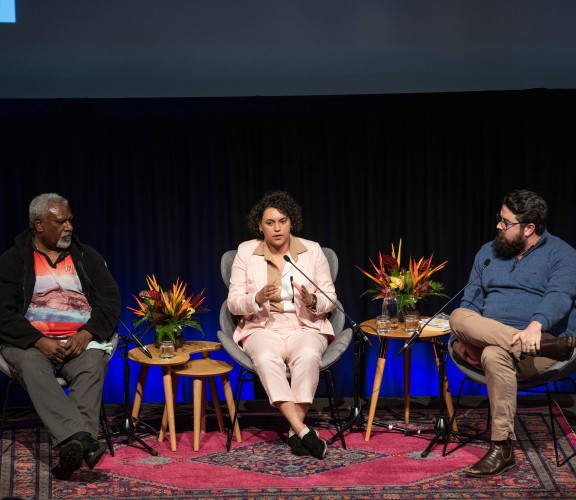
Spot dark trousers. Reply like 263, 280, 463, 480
1, 345, 107, 445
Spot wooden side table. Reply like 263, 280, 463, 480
129, 346, 189, 451
160, 358, 242, 451
360, 318, 456, 442
129, 340, 223, 451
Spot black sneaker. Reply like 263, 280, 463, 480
51, 440, 84, 480
301, 427, 327, 460
286, 434, 311, 456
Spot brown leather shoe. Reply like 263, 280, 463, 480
466, 439, 515, 478
537, 336, 574, 361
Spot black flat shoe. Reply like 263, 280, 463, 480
301, 427, 327, 460
286, 434, 311, 456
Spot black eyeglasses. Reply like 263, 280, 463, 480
495, 213, 523, 230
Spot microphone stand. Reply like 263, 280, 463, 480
283, 256, 370, 445
400, 260, 489, 355
110, 335, 159, 456
397, 259, 490, 456
325, 319, 368, 446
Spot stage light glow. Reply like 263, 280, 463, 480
0, 0, 16, 23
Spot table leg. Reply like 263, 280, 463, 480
365, 338, 389, 442
159, 373, 179, 443
207, 376, 225, 433
403, 347, 411, 424
193, 377, 203, 451
161, 366, 178, 451
131, 364, 150, 419
221, 374, 242, 443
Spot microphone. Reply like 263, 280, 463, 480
283, 255, 369, 343
77, 261, 153, 359
119, 319, 153, 359
400, 258, 491, 353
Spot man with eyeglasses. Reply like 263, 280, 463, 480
450, 189, 576, 478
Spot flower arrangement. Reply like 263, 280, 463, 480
356, 239, 448, 315
128, 275, 207, 344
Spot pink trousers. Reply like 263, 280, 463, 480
243, 329, 328, 405
450, 307, 556, 440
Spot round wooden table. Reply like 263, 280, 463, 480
360, 318, 454, 441
129, 340, 223, 451
162, 358, 242, 451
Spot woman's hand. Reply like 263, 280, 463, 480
256, 281, 281, 305
292, 281, 316, 308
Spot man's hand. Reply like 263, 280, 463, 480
62, 330, 94, 359
511, 321, 543, 354
34, 337, 68, 365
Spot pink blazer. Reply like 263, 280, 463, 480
227, 237, 336, 345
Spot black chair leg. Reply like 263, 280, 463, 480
226, 368, 250, 452
100, 402, 114, 457
0, 379, 15, 454
443, 376, 491, 456
545, 385, 576, 467
323, 369, 346, 449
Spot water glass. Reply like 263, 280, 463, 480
160, 340, 175, 359
376, 315, 391, 334
404, 312, 420, 333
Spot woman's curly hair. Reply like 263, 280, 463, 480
246, 190, 303, 240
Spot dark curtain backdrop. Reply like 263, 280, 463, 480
1, 89, 576, 405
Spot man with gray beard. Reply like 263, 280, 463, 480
0, 193, 121, 480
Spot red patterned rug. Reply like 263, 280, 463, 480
2, 404, 576, 499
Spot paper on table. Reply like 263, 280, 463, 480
419, 317, 451, 332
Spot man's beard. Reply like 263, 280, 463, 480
494, 230, 525, 258
56, 234, 72, 250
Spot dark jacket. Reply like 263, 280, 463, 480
0, 229, 121, 348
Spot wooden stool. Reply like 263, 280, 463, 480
160, 358, 242, 451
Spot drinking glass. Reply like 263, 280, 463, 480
376, 315, 391, 334
404, 312, 420, 333
160, 340, 175, 359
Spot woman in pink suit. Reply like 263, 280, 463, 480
227, 191, 336, 459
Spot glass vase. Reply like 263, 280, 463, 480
382, 297, 399, 330
155, 326, 184, 350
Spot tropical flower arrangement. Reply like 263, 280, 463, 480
356, 239, 448, 315
128, 275, 207, 345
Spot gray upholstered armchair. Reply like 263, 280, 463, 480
217, 247, 353, 451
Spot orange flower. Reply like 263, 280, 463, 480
128, 274, 207, 343
357, 239, 447, 313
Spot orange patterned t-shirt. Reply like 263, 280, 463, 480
24, 252, 92, 339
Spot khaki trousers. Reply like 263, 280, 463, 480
449, 307, 556, 441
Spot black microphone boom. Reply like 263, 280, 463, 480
283, 254, 368, 343
77, 260, 153, 359
129, 330, 153, 359
400, 258, 491, 353
284, 253, 368, 445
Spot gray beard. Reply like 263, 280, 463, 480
56, 236, 72, 250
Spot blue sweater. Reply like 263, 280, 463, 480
460, 230, 576, 337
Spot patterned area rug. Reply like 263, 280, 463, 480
1, 404, 576, 499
